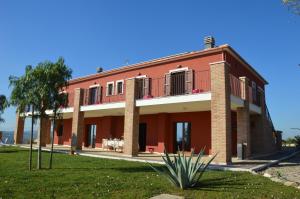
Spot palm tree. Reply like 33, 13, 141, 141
0, 95, 7, 123
10, 59, 72, 170
10, 65, 37, 170
283, 0, 300, 15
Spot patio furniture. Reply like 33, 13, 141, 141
105, 138, 124, 152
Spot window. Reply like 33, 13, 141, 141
106, 82, 114, 96
174, 122, 191, 152
89, 87, 97, 104
116, 80, 124, 94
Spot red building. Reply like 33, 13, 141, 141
14, 37, 281, 164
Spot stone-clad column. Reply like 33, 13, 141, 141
237, 77, 251, 158
71, 88, 84, 150
124, 78, 140, 156
210, 61, 232, 164
14, 112, 25, 144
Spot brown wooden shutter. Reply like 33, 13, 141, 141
97, 86, 102, 103
143, 78, 151, 97
164, 73, 171, 96
84, 89, 89, 105
185, 69, 194, 94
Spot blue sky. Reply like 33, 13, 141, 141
0, 0, 299, 138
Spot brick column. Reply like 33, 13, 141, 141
124, 78, 140, 156
71, 88, 84, 150
40, 118, 51, 146
14, 112, 24, 144
157, 113, 169, 152
237, 77, 251, 158
259, 89, 276, 153
210, 61, 232, 164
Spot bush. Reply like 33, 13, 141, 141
294, 135, 300, 147
149, 148, 216, 189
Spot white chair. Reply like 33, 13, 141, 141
102, 139, 108, 150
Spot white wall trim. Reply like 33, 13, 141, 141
136, 92, 211, 107
81, 102, 125, 111
135, 75, 147, 79
169, 67, 188, 73
230, 95, 244, 107
115, 80, 124, 94
106, 81, 114, 96
250, 103, 262, 114
89, 84, 100, 88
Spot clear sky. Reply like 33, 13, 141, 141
0, 0, 299, 138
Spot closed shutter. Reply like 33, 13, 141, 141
84, 89, 89, 105
143, 78, 151, 97
185, 69, 194, 94
97, 86, 102, 104
164, 73, 171, 96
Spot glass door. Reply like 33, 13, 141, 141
175, 122, 191, 152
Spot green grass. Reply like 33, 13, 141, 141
0, 146, 299, 199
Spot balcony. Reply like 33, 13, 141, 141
230, 74, 263, 107
65, 71, 262, 110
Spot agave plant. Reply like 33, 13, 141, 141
149, 148, 216, 189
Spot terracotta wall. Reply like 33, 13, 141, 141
225, 51, 265, 89
54, 111, 213, 154
65, 52, 223, 104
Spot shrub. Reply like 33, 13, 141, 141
149, 148, 216, 189
294, 135, 300, 147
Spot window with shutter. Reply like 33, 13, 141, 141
164, 73, 171, 96
185, 69, 194, 94
143, 78, 151, 97
84, 89, 89, 105
89, 87, 97, 105
96, 86, 102, 103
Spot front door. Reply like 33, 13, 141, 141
139, 123, 147, 152
174, 122, 191, 152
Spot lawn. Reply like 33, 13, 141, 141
0, 146, 299, 199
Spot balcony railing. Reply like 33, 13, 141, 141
230, 74, 262, 107
136, 70, 211, 99
230, 75, 243, 98
248, 85, 262, 106
66, 72, 262, 108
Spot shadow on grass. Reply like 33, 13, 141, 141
183, 176, 253, 193
51, 165, 155, 173
0, 150, 19, 153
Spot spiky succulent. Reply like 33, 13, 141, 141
149, 148, 216, 189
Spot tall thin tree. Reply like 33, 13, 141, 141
10, 65, 37, 170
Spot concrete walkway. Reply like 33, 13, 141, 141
262, 151, 300, 188
15, 144, 299, 172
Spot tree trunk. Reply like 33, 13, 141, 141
29, 106, 34, 171
49, 111, 56, 169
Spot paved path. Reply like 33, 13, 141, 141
264, 152, 300, 184
13, 144, 299, 172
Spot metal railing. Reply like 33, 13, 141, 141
136, 70, 211, 99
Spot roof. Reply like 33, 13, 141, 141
69, 44, 268, 85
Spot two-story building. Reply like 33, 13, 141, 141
14, 37, 281, 164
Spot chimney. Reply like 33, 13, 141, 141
96, 67, 103, 73
204, 36, 215, 49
